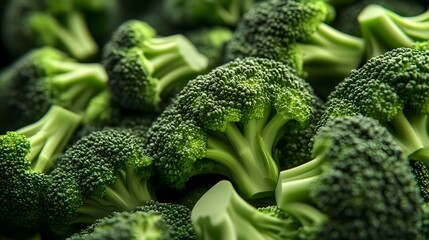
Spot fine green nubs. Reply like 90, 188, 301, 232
145, 57, 317, 199
102, 19, 208, 112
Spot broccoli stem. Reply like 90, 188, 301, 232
279, 202, 328, 228
64, 11, 98, 59
390, 111, 427, 155
16, 105, 82, 173
212, 1, 240, 25
76, 168, 154, 224
205, 119, 280, 199
387, 9, 429, 41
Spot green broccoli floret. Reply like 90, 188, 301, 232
102, 20, 208, 111
1, 0, 120, 60
325, 48, 429, 168
67, 210, 172, 240
275, 115, 423, 239
330, 0, 425, 37
358, 4, 429, 59
413, 40, 429, 51
410, 160, 429, 202
186, 27, 233, 70
163, 0, 254, 27
0, 47, 107, 130
224, 0, 364, 97
0, 105, 82, 233
145, 57, 317, 199
191, 180, 300, 240
43, 127, 155, 229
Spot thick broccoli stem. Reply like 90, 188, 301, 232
29, 11, 98, 60
390, 111, 429, 167
75, 168, 154, 225
297, 23, 364, 80
45, 60, 108, 114
358, 5, 422, 59
278, 202, 328, 228
16, 105, 82, 173
204, 117, 280, 199
143, 35, 208, 97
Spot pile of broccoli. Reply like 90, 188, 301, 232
1, 0, 429, 239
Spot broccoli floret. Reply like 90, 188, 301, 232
136, 200, 196, 240
330, 0, 425, 37
275, 115, 424, 239
1, 0, 120, 60
43, 127, 155, 228
358, 4, 429, 59
191, 180, 300, 240
186, 27, 233, 70
0, 105, 82, 233
0, 47, 107, 130
145, 57, 317, 199
102, 20, 208, 111
224, 0, 364, 97
325, 48, 429, 167
413, 40, 429, 51
67, 210, 172, 240
163, 0, 254, 27
410, 160, 429, 202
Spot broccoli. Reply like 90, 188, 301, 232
43, 127, 155, 230
0, 47, 107, 130
0, 105, 82, 233
163, 0, 254, 27
1, 0, 120, 60
145, 57, 317, 199
275, 115, 424, 239
330, 0, 425, 37
102, 19, 208, 112
68, 201, 195, 240
411, 160, 429, 202
413, 40, 429, 51
358, 4, 429, 59
224, 0, 365, 97
191, 180, 300, 240
324, 48, 429, 168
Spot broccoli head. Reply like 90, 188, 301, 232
145, 57, 317, 199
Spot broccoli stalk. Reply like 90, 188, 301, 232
275, 116, 423, 239
16, 105, 82, 173
358, 4, 429, 59
191, 180, 298, 240
102, 20, 208, 111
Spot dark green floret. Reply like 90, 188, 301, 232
276, 115, 423, 239
0, 47, 107, 130
102, 20, 208, 111
0, 105, 82, 233
44, 127, 155, 228
224, 0, 364, 97
145, 57, 317, 199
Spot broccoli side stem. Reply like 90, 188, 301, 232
358, 5, 415, 59
205, 120, 279, 199
261, 113, 293, 152
279, 202, 328, 228
390, 111, 427, 156
76, 169, 154, 224
276, 175, 318, 205
212, 1, 240, 25
17, 105, 82, 173
297, 23, 364, 80
64, 11, 98, 60
387, 9, 429, 41
155, 64, 201, 98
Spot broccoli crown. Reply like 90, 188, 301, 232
191, 180, 298, 240
275, 115, 423, 239
1, 47, 107, 129
325, 48, 429, 156
146, 57, 316, 199
224, 0, 332, 62
44, 127, 154, 226
358, 4, 429, 59
136, 200, 196, 240
0, 131, 52, 231
102, 20, 208, 111
68, 210, 172, 240
163, 0, 254, 27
